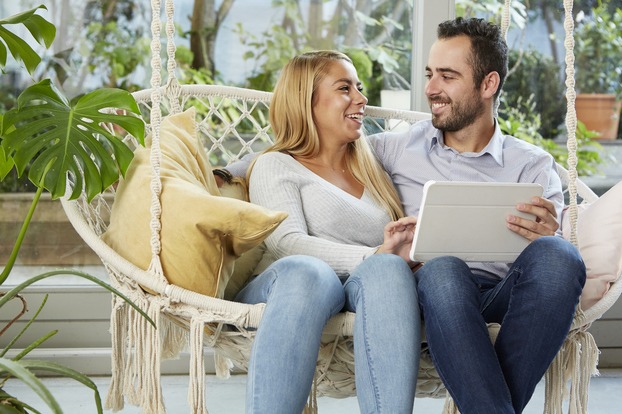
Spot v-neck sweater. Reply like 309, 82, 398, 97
249, 151, 389, 276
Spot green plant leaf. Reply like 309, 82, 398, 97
2, 79, 145, 201
0, 358, 61, 414
0, 294, 50, 359
0, 388, 29, 413
0, 27, 41, 76
12, 330, 58, 362
19, 360, 103, 414
0, 5, 55, 75
0, 146, 14, 181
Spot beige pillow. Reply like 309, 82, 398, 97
102, 108, 286, 298
562, 181, 622, 310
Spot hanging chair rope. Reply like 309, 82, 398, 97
500, 0, 512, 39
165, 0, 182, 114
562, 0, 579, 246
500, 0, 580, 243
147, 0, 165, 278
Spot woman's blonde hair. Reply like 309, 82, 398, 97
255, 50, 403, 220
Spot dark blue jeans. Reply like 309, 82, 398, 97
415, 236, 586, 414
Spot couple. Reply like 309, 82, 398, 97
222, 17, 586, 414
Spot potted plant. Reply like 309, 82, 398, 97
1, 5, 152, 413
574, 2, 622, 139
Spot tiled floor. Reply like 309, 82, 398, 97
4, 370, 622, 413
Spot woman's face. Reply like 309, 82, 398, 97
312, 59, 368, 145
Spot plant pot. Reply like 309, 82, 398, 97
0, 193, 106, 266
575, 93, 622, 140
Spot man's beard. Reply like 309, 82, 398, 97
430, 93, 484, 132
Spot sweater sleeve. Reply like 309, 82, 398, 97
249, 153, 378, 276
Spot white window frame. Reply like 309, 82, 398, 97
411, 0, 455, 111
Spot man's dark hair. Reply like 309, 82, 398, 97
437, 17, 508, 98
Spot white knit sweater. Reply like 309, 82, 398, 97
249, 151, 390, 276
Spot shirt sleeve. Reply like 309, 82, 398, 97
224, 153, 258, 178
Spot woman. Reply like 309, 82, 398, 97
235, 50, 421, 414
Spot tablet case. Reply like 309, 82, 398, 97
409, 181, 544, 262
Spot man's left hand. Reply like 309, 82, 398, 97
506, 196, 559, 241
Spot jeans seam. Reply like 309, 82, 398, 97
480, 267, 520, 314
349, 277, 382, 413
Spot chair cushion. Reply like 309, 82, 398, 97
562, 180, 622, 310
102, 108, 286, 298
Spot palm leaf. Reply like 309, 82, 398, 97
1, 80, 145, 201
0, 5, 56, 74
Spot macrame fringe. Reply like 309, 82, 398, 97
545, 330, 600, 414
104, 296, 128, 412
104, 288, 188, 413
161, 317, 188, 359
188, 318, 208, 414
123, 295, 145, 405
117, 296, 166, 413
303, 375, 319, 414
215, 353, 234, 379
442, 392, 459, 414
141, 300, 166, 413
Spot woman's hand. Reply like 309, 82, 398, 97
376, 216, 419, 266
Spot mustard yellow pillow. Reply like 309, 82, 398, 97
218, 180, 267, 300
102, 108, 286, 298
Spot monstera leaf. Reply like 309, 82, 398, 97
0, 5, 55, 75
1, 79, 145, 201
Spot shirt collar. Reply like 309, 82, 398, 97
427, 120, 505, 167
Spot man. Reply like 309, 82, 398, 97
222, 17, 586, 413
368, 17, 585, 413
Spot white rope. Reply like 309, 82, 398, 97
165, 0, 182, 113
562, 0, 579, 245
104, 296, 128, 411
143, 300, 165, 413
148, 0, 165, 278
496, 0, 512, 117
188, 319, 209, 414
500, 0, 512, 39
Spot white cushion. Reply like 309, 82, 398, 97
562, 181, 622, 310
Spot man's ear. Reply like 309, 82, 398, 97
481, 71, 501, 99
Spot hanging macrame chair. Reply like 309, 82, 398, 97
60, 0, 622, 413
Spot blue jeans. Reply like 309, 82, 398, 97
235, 254, 421, 414
415, 236, 586, 414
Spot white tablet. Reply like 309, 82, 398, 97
409, 181, 544, 262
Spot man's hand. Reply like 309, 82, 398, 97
506, 196, 558, 241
